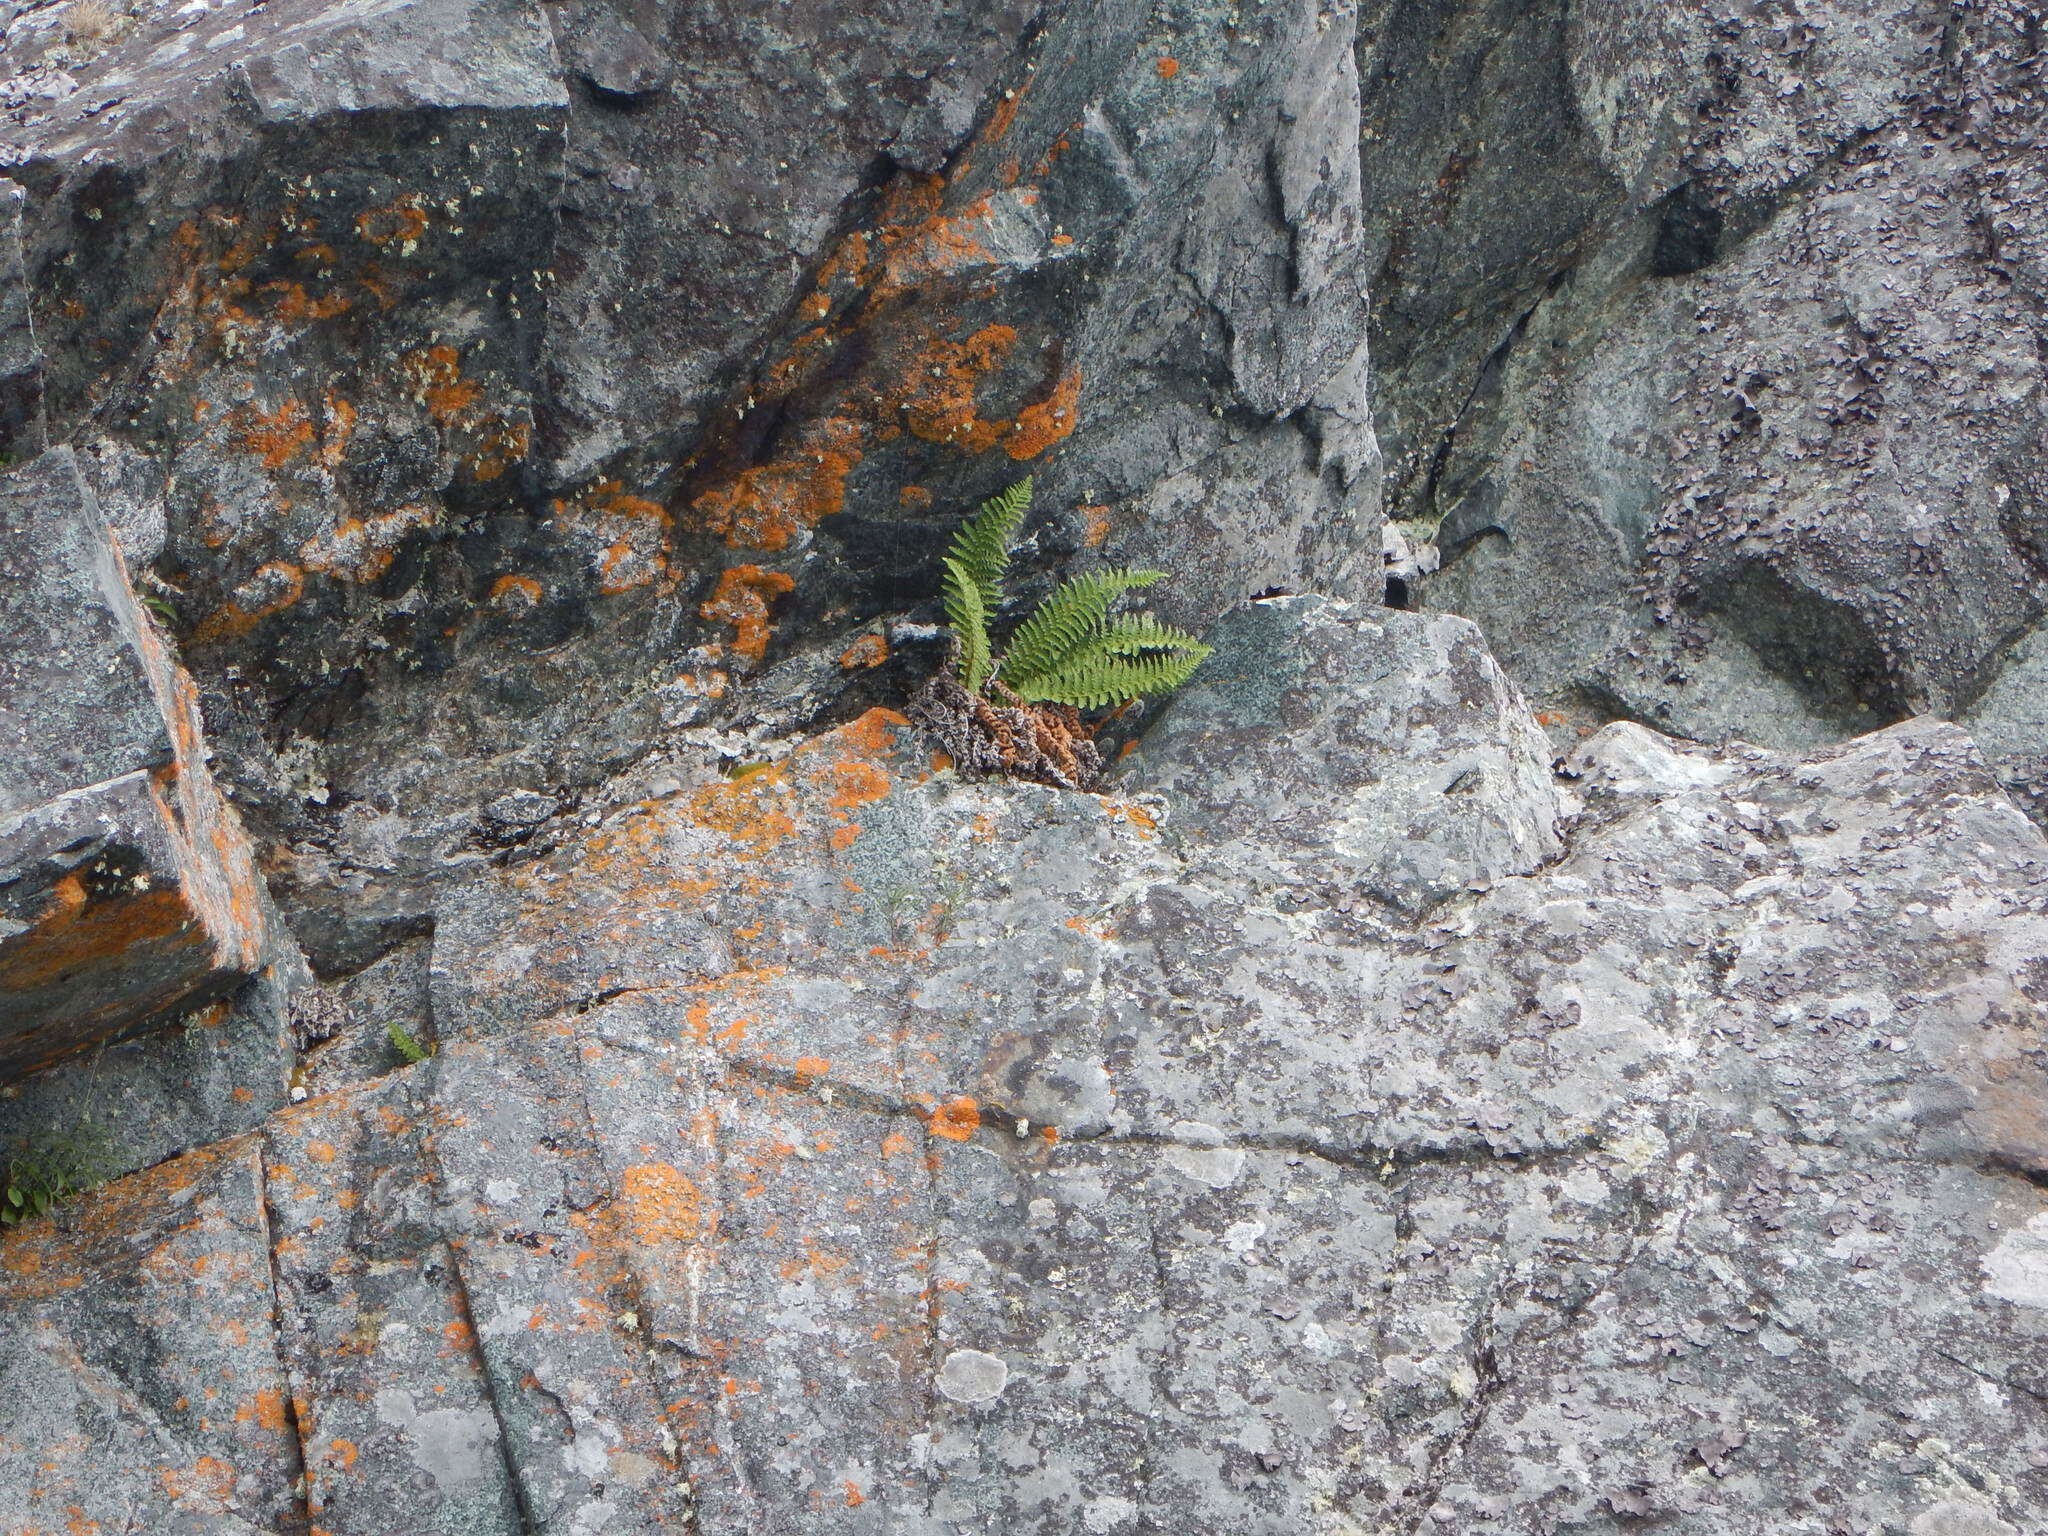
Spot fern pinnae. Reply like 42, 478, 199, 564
996, 568, 1164, 685
1010, 646, 1210, 709
941, 555, 994, 693
946, 478, 1032, 618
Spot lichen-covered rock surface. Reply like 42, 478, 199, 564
4, 597, 2047, 1535
5, 0, 2048, 1532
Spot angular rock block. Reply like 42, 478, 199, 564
1121, 594, 1567, 913
0, 449, 264, 1075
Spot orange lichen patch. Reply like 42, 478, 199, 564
1101, 799, 1158, 837
235, 1388, 290, 1432
901, 323, 1018, 451
355, 195, 429, 250
298, 504, 438, 583
265, 281, 352, 326
686, 776, 797, 860
1007, 368, 1082, 459
845, 1480, 867, 1508
490, 573, 544, 608
927, 1096, 981, 1142
699, 565, 796, 665
838, 632, 891, 670
1156, 56, 1181, 79
1080, 503, 1112, 547
323, 1439, 359, 1472
472, 419, 532, 481
690, 415, 864, 552
162, 1455, 237, 1506
190, 561, 305, 645
985, 89, 1023, 142
242, 397, 314, 469
898, 484, 933, 510
319, 393, 357, 468
1051, 232, 1074, 247
305, 1142, 337, 1165
817, 759, 890, 816
873, 180, 998, 302
401, 344, 483, 425
791, 1056, 832, 1084
620, 1163, 708, 1248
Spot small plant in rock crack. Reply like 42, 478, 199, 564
387, 1021, 433, 1065
1, 1126, 112, 1226
909, 478, 1210, 790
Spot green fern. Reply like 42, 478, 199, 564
941, 479, 1032, 692
997, 568, 1164, 687
388, 1021, 433, 1065
936, 480, 1210, 709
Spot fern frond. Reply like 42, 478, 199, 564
1008, 618, 1212, 709
941, 555, 994, 693
995, 568, 1165, 686
941, 479, 1031, 690
946, 479, 1032, 615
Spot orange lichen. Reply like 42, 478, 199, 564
1156, 56, 1181, 79
298, 504, 437, 583
472, 419, 532, 481
838, 633, 890, 670
689, 415, 864, 551
985, 90, 1022, 142
901, 323, 1018, 451
620, 1163, 708, 1247
1007, 368, 1082, 459
819, 759, 890, 814
265, 281, 351, 326
928, 1096, 981, 1142
699, 565, 796, 665
872, 180, 997, 301
242, 398, 314, 469
191, 561, 305, 645
235, 1389, 290, 1432
898, 484, 933, 509
355, 196, 429, 249
319, 393, 357, 468
1079, 503, 1112, 547
490, 574, 544, 608
401, 345, 483, 424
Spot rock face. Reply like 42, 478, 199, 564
2, 2, 2047, 1535
1, 0, 1380, 972
3, 599, 2046, 1534
0, 447, 269, 1070
1363, 1, 2048, 805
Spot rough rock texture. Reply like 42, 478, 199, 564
0, 0, 1380, 972
0, 446, 269, 1068
4, 2, 2048, 1533
4, 597, 2047, 1534
1365, 1, 2048, 809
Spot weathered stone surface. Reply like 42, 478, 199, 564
0, 177, 41, 457
6, 594, 2045, 1534
0, 448, 268, 1070
1123, 596, 1565, 913
2, 0, 1381, 974
5, 3, 2048, 1532
1366, 1, 2048, 813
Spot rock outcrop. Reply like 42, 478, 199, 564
2, 2, 2046, 1534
